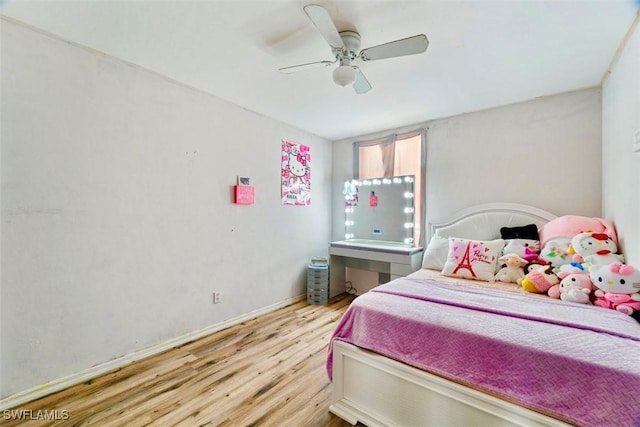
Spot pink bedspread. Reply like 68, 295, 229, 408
327, 277, 640, 426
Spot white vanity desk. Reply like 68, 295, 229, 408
328, 239, 423, 297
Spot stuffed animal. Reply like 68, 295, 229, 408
590, 263, 640, 315
556, 261, 587, 276
521, 265, 560, 294
495, 254, 528, 284
556, 270, 593, 304
539, 238, 573, 268
538, 215, 618, 250
500, 224, 539, 240
570, 232, 624, 266
547, 264, 584, 299
503, 239, 540, 261
523, 259, 549, 275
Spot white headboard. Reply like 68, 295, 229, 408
427, 203, 557, 242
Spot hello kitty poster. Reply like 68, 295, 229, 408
281, 140, 311, 205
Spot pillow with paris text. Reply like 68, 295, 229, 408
441, 238, 505, 282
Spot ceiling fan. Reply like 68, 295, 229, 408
279, 4, 429, 94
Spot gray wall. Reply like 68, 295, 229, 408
1, 19, 333, 397
333, 88, 603, 241
602, 19, 640, 266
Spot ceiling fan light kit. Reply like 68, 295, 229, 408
333, 65, 356, 86
279, 4, 429, 94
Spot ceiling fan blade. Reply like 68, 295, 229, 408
303, 4, 345, 50
352, 67, 372, 94
360, 34, 429, 62
279, 60, 335, 74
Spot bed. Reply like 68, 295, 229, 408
327, 203, 640, 427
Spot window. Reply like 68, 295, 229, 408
354, 130, 425, 245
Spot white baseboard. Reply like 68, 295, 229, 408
0, 294, 305, 411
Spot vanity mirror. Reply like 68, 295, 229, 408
343, 175, 415, 245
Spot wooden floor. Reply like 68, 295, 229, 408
5, 294, 358, 427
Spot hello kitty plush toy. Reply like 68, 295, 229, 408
589, 263, 640, 315
570, 232, 624, 267
502, 239, 540, 261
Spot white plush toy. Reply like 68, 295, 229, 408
557, 271, 593, 304
570, 232, 624, 266
539, 238, 573, 267
503, 239, 540, 261
495, 254, 528, 284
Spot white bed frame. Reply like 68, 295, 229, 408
329, 203, 571, 427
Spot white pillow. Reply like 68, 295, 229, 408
422, 235, 450, 270
441, 238, 506, 282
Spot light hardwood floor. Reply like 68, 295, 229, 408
4, 294, 358, 426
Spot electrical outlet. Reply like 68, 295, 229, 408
213, 292, 221, 304
633, 129, 640, 153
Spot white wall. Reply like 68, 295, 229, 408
602, 16, 640, 266
333, 88, 603, 241
0, 19, 332, 398
425, 89, 602, 222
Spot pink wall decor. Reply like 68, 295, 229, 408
281, 139, 311, 205
234, 185, 255, 205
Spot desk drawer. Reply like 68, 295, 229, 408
308, 282, 329, 292
390, 262, 420, 277
307, 291, 328, 305
307, 269, 329, 281
344, 258, 390, 274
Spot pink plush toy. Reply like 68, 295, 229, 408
539, 215, 618, 248
495, 254, 528, 284
590, 263, 640, 315
547, 264, 581, 299
521, 265, 560, 294
538, 215, 618, 268
557, 270, 593, 304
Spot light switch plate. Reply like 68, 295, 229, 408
634, 129, 640, 153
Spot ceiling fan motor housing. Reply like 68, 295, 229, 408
334, 31, 361, 65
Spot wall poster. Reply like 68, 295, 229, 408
281, 139, 311, 205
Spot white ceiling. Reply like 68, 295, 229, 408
2, 1, 638, 140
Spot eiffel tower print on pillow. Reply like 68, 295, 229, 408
441, 237, 506, 282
